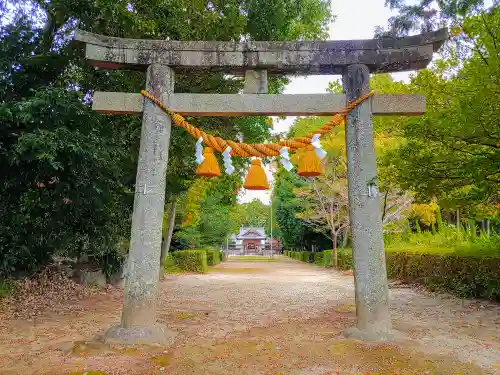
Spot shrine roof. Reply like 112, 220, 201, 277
236, 227, 267, 239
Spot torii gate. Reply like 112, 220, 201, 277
74, 28, 448, 344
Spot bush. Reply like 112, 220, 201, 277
301, 252, 314, 263
331, 247, 500, 301
323, 250, 333, 267
0, 280, 15, 299
338, 249, 354, 269
386, 252, 500, 301
171, 250, 208, 273
206, 249, 221, 266
163, 255, 183, 274
313, 252, 324, 265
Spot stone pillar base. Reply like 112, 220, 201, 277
343, 327, 402, 342
104, 324, 177, 346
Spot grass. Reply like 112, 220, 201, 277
385, 228, 500, 257
175, 312, 195, 319
229, 256, 278, 262
164, 265, 185, 274
0, 280, 15, 299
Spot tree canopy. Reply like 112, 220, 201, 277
0, 0, 332, 276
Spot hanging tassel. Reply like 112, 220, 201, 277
298, 145, 323, 177
243, 159, 270, 190
222, 146, 235, 175
311, 134, 327, 160
279, 147, 294, 171
196, 147, 221, 178
195, 137, 204, 165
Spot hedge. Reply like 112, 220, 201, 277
302, 252, 314, 263
337, 249, 354, 269
206, 249, 221, 266
171, 250, 208, 273
285, 249, 500, 301
313, 252, 324, 265
385, 252, 500, 301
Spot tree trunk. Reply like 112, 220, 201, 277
332, 231, 338, 269
456, 208, 460, 232
160, 197, 177, 279
487, 219, 491, 236
342, 227, 349, 248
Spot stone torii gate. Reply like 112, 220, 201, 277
75, 28, 447, 343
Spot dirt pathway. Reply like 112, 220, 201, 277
0, 257, 499, 375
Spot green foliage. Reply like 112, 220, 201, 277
387, 225, 500, 257
0, 19, 132, 277
436, 206, 444, 231
287, 251, 303, 261
286, 249, 348, 268
301, 251, 314, 263
171, 250, 208, 273
206, 249, 221, 266
313, 251, 324, 265
335, 232, 500, 301
229, 199, 278, 238
337, 249, 354, 270
386, 252, 499, 301
163, 254, 184, 274
0, 0, 332, 277
0, 280, 15, 299
379, 0, 486, 37
274, 169, 308, 249
328, 245, 500, 300
322, 250, 333, 268
384, 9, 500, 209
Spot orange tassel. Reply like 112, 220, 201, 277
298, 145, 323, 177
243, 159, 270, 190
196, 147, 221, 178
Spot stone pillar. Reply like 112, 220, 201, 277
342, 64, 392, 340
105, 64, 176, 345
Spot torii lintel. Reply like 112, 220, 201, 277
74, 28, 448, 74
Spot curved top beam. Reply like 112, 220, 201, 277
74, 28, 448, 75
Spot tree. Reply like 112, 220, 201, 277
0, 0, 333, 276
378, 0, 490, 37
0, 18, 135, 277
230, 199, 274, 233
274, 169, 309, 249
385, 8, 500, 210
294, 155, 349, 267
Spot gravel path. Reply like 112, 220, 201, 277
0, 257, 499, 375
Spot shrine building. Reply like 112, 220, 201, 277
228, 227, 280, 255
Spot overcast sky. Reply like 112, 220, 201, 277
240, 0, 409, 205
